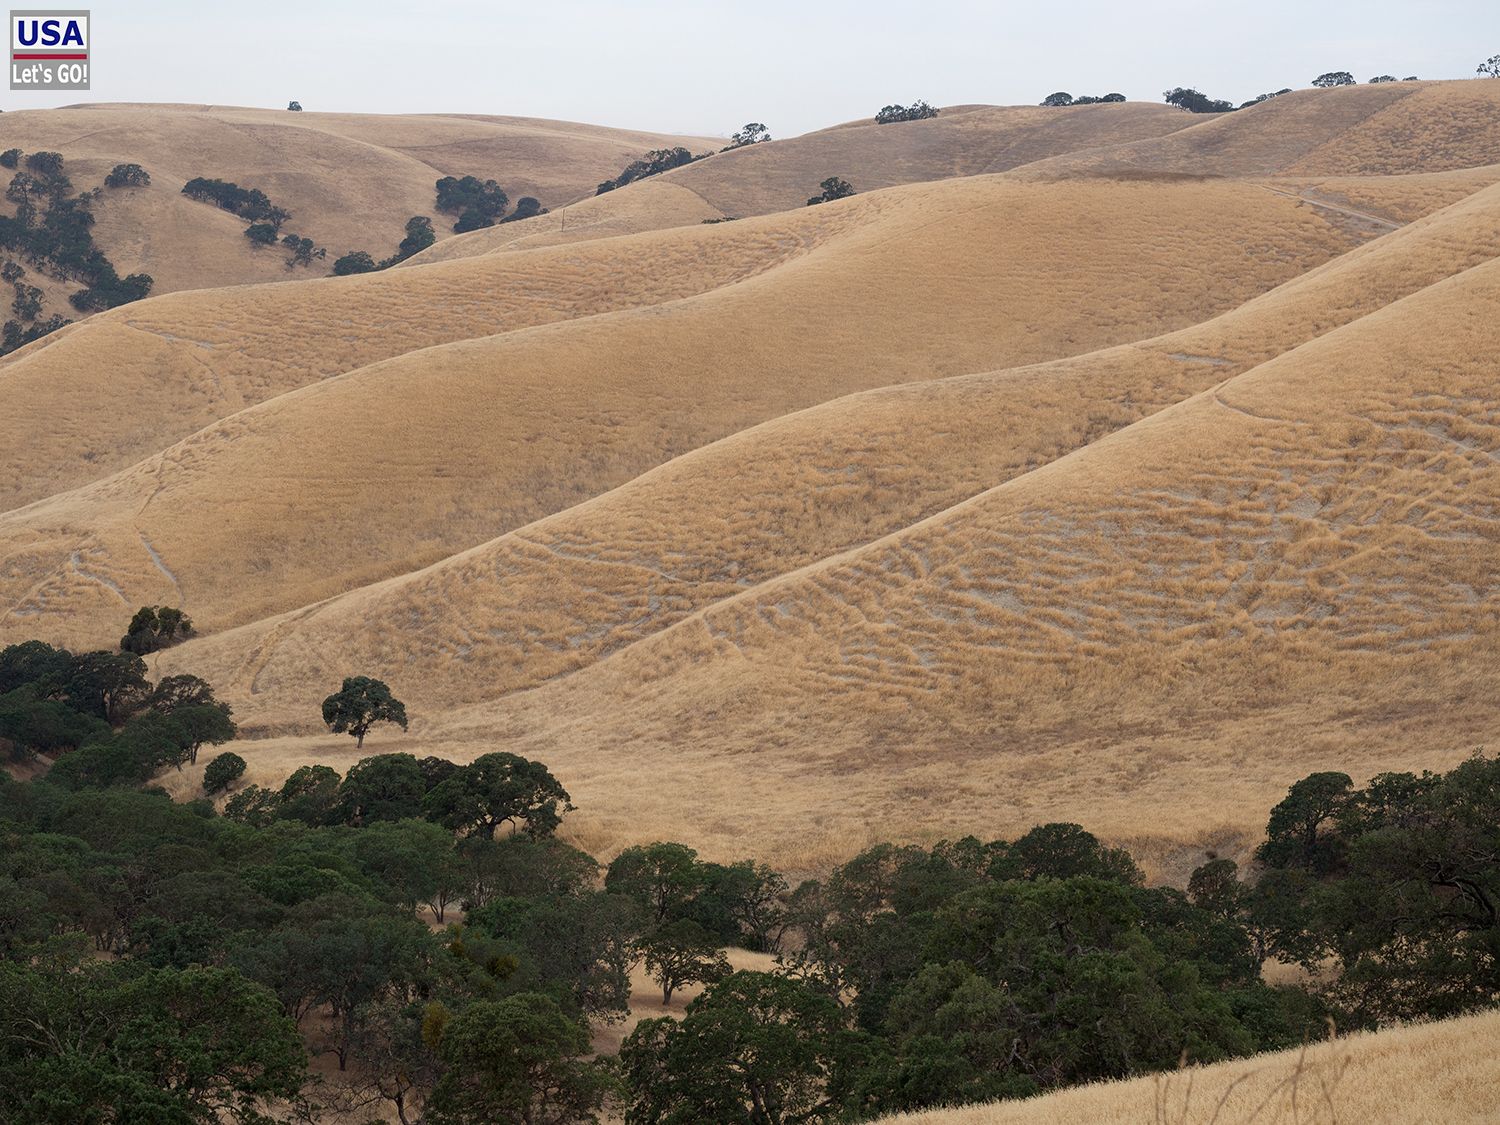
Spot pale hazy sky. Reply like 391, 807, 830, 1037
5, 1, 1496, 137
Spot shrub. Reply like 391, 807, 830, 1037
1163, 86, 1236, 113
11, 283, 41, 321
1240, 88, 1293, 108
203, 751, 247, 795
723, 122, 771, 149
434, 175, 508, 231
332, 249, 377, 275
104, 163, 150, 188
392, 215, 434, 262
806, 176, 855, 206
874, 101, 939, 124
596, 147, 697, 194
281, 234, 325, 268
120, 607, 193, 655
24, 151, 64, 178
499, 196, 546, 224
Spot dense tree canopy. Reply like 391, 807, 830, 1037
3, 627, 1497, 1124
1312, 71, 1356, 87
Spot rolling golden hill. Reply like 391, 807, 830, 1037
411, 101, 1199, 258
0, 175, 1365, 643
163, 174, 1500, 734
5, 82, 1500, 883
414, 81, 1500, 263
0, 102, 719, 293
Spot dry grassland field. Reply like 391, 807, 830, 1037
4, 67, 1500, 1124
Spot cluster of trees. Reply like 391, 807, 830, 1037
182, 176, 290, 227
807, 177, 856, 206
0, 149, 154, 351
874, 101, 939, 124
434, 175, 508, 232
5, 622, 1498, 1122
180, 176, 327, 269
332, 215, 438, 275
103, 161, 150, 188
1040, 92, 1125, 106
120, 604, 192, 655
1163, 70, 1430, 116
1164, 86, 1237, 114
0, 639, 236, 783
224, 749, 573, 844
597, 147, 702, 194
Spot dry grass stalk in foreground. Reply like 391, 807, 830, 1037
877, 1009, 1500, 1124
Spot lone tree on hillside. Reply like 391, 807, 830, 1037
1041, 91, 1074, 106
104, 163, 149, 188
806, 176, 855, 206
1368, 75, 1398, 83
1312, 71, 1356, 87
1480, 55, 1500, 78
725, 122, 771, 148
322, 676, 408, 748
288, 100, 303, 111
874, 100, 938, 124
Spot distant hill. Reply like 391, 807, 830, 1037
0, 103, 720, 293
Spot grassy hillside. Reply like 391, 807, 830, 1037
0, 103, 719, 293
148, 177, 1500, 877
0, 175, 1362, 641
874, 1010, 1500, 1125
5, 82, 1500, 881
162, 172, 1500, 702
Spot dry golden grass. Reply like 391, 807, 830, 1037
0, 175, 1363, 644
874, 1009, 1500, 1124
9, 84, 1500, 887
418, 101, 1199, 259
157, 177, 1500, 734
0, 102, 718, 293
1020, 80, 1500, 180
